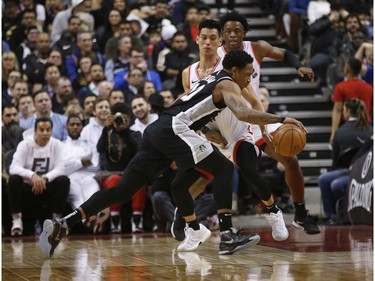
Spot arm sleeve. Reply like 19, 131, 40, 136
9, 141, 35, 179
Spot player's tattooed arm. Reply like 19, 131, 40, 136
225, 93, 282, 125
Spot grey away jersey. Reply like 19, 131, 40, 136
163, 69, 232, 131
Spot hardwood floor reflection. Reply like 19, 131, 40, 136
2, 225, 373, 281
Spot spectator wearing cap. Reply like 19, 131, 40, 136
50, 0, 93, 45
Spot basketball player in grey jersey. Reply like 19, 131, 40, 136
39, 50, 305, 258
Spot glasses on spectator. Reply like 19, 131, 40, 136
3, 57, 14, 61
129, 73, 142, 77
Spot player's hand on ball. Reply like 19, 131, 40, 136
283, 117, 307, 134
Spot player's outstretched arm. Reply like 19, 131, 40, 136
218, 80, 306, 131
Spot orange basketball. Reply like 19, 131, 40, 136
272, 123, 306, 157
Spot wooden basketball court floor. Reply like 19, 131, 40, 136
2, 219, 373, 281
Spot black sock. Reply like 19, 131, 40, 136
218, 213, 233, 232
293, 202, 306, 220
63, 209, 82, 229
187, 220, 200, 230
266, 204, 280, 214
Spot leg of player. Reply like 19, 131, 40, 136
171, 177, 209, 241
172, 151, 260, 255
263, 145, 320, 234
235, 141, 288, 241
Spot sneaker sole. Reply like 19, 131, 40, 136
219, 234, 261, 255
177, 229, 212, 252
39, 220, 55, 258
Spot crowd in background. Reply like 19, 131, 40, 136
1, 0, 373, 236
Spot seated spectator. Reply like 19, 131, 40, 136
11, 80, 29, 108
77, 64, 105, 101
50, 0, 92, 45
43, 63, 61, 98
81, 93, 97, 125
72, 56, 92, 93
52, 76, 73, 114
13, 25, 39, 70
96, 102, 146, 233
319, 99, 372, 222
139, 80, 157, 101
2, 52, 20, 90
330, 58, 373, 144
23, 32, 52, 87
104, 35, 132, 83
2, 70, 22, 106
53, 15, 81, 58
63, 114, 101, 228
159, 89, 176, 107
18, 0, 46, 30
18, 95, 35, 123
47, 48, 67, 77
65, 31, 105, 84
130, 95, 158, 135
104, 19, 144, 61
64, 104, 85, 122
20, 90, 68, 141
80, 97, 111, 170
108, 89, 126, 106
121, 67, 146, 104
95, 9, 123, 53
8, 9, 38, 51
97, 81, 114, 99
114, 49, 162, 93
156, 32, 196, 93
8, 118, 70, 236
2, 104, 24, 156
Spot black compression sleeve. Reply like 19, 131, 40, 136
283, 50, 303, 70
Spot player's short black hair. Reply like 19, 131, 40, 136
222, 50, 253, 70
199, 19, 222, 35
35, 117, 53, 130
220, 10, 250, 33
